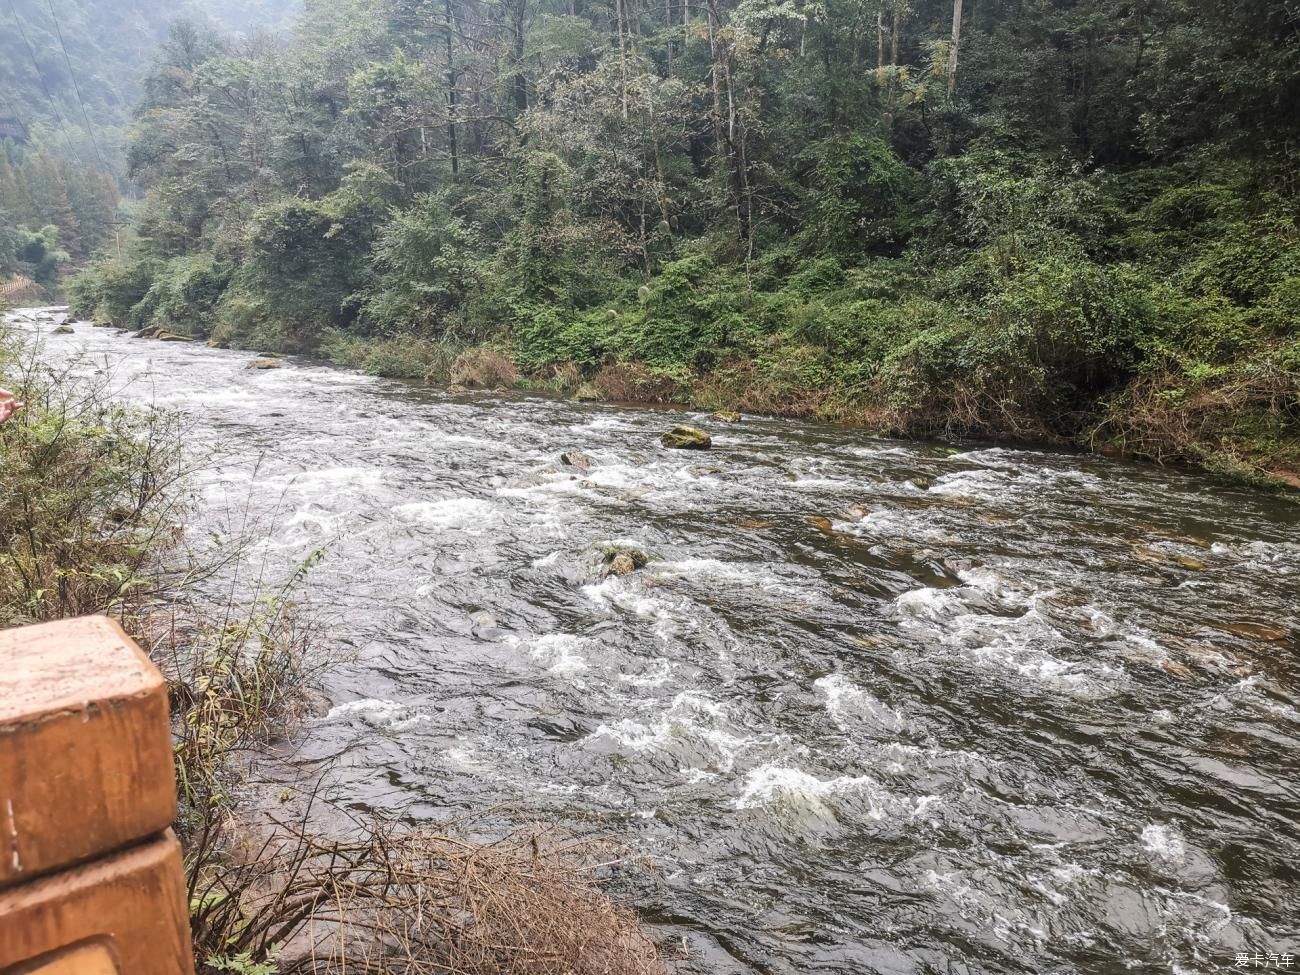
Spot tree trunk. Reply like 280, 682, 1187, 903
947, 0, 963, 96
509, 0, 528, 115
707, 0, 751, 242
444, 0, 459, 174
616, 0, 630, 118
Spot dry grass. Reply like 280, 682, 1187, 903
183, 806, 667, 975
451, 347, 520, 388
867, 375, 1061, 444
1090, 361, 1300, 483
689, 358, 829, 418
588, 362, 686, 404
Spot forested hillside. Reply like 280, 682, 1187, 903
64, 0, 1300, 483
0, 0, 298, 278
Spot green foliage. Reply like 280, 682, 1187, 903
930, 146, 1105, 277
69, 256, 160, 324
795, 134, 915, 258
204, 953, 277, 975
877, 256, 1150, 432
361, 192, 485, 336
8, 224, 70, 284
0, 335, 186, 625
130, 253, 232, 333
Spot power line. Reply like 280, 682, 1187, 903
4, 0, 92, 169
44, 0, 111, 173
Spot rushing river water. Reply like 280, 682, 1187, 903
9, 309, 1300, 973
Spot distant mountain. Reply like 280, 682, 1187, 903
0, 0, 300, 171
0, 0, 300, 276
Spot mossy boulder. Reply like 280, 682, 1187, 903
713, 410, 741, 422
601, 544, 650, 576
660, 425, 712, 450
52, 325, 75, 335
608, 554, 638, 576
447, 383, 468, 393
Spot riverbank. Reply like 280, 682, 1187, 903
205, 324, 1297, 495
62, 306, 1300, 492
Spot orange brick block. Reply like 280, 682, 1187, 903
0, 831, 191, 975
0, 616, 176, 888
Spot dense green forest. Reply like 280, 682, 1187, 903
37, 0, 1300, 483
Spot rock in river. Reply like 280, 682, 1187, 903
608, 553, 638, 576
561, 450, 595, 472
660, 425, 712, 450
249, 357, 282, 370
713, 410, 741, 422
52, 325, 74, 334
602, 544, 649, 576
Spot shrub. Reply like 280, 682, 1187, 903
450, 346, 520, 387
511, 304, 613, 370
873, 257, 1149, 436
0, 346, 188, 625
589, 361, 687, 402
794, 133, 916, 257
129, 253, 232, 335
361, 193, 487, 337
321, 331, 463, 381
68, 256, 160, 325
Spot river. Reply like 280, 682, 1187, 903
8, 309, 1300, 974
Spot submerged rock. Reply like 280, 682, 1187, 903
807, 515, 835, 534
560, 450, 595, 472
1221, 621, 1289, 642
713, 410, 741, 422
249, 357, 282, 370
660, 425, 712, 450
447, 383, 468, 394
52, 325, 74, 334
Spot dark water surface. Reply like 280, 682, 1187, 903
11, 309, 1300, 974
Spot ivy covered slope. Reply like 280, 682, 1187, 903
69, 0, 1300, 485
